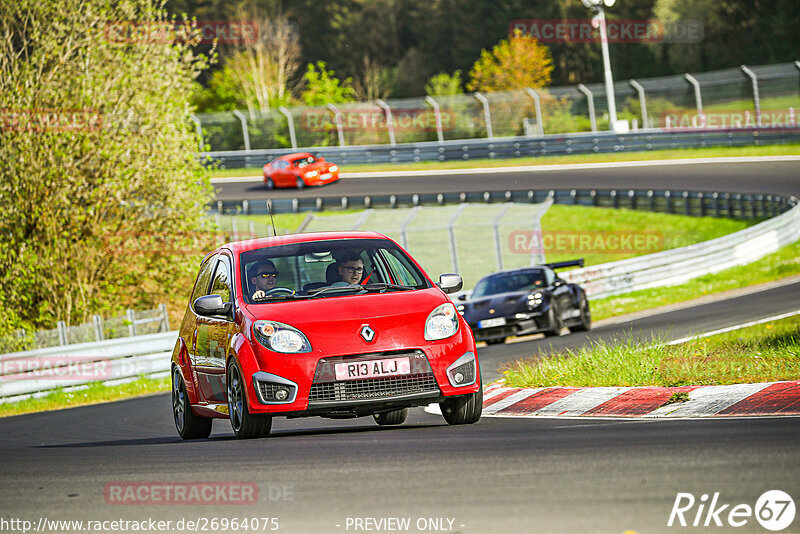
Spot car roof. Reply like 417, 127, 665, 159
220, 231, 392, 255
274, 152, 314, 162
479, 266, 547, 279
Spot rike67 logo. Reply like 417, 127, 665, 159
668, 490, 796, 531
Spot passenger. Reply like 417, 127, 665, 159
250, 260, 279, 300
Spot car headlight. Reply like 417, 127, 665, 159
329, 165, 338, 172
253, 320, 312, 353
304, 170, 319, 178
456, 304, 465, 315
527, 292, 543, 307
425, 303, 459, 341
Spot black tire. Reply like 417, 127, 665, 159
172, 367, 212, 440
485, 337, 506, 345
373, 408, 408, 426
265, 177, 274, 190
440, 384, 483, 425
227, 359, 272, 439
545, 303, 565, 337
295, 176, 305, 189
573, 292, 592, 332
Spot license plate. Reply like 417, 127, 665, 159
479, 317, 506, 328
321, 173, 332, 179
334, 357, 411, 381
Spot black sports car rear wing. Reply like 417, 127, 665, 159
543, 259, 584, 270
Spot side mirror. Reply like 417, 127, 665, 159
457, 294, 468, 301
318, 156, 325, 161
553, 279, 564, 287
437, 273, 463, 294
194, 295, 232, 317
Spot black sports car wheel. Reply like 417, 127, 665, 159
374, 408, 408, 426
172, 367, 212, 440
227, 359, 272, 439
441, 384, 482, 425
265, 177, 275, 190
545, 304, 565, 336
573, 293, 592, 332
295, 176, 305, 189
485, 337, 506, 345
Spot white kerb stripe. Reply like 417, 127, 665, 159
644, 383, 772, 418
529, 387, 632, 417
482, 389, 540, 415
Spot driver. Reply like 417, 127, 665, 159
250, 260, 279, 300
335, 251, 365, 285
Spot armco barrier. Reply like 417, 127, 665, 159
202, 128, 800, 170
562, 198, 800, 299
0, 331, 177, 402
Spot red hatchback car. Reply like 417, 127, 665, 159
262, 152, 340, 189
171, 232, 482, 439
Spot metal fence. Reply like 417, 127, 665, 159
299, 202, 551, 288
0, 305, 170, 354
196, 61, 800, 153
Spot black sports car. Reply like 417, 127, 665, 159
456, 260, 591, 344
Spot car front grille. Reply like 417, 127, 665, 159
308, 372, 438, 403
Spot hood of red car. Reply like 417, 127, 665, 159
243, 288, 448, 354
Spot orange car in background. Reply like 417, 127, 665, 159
262, 152, 340, 189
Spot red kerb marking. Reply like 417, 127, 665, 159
495, 387, 579, 415
482, 389, 521, 409
585, 386, 700, 416
717, 381, 800, 416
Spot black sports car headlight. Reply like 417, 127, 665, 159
253, 320, 312, 354
527, 292, 544, 308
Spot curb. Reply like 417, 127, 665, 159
478, 380, 800, 418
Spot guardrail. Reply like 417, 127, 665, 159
562, 197, 800, 299
0, 331, 176, 403
203, 128, 800, 170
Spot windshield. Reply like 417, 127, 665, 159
240, 238, 430, 304
471, 270, 545, 299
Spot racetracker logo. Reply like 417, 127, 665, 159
509, 19, 703, 43
0, 108, 102, 133
661, 109, 800, 131
668, 490, 796, 530
103, 20, 259, 45
1, 356, 112, 381
299, 108, 455, 133
104, 482, 259, 505
508, 230, 663, 255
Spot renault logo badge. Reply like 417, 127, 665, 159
360, 325, 376, 342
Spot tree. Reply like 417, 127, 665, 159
467, 29, 553, 93
0, 0, 214, 334
300, 61, 356, 105
425, 70, 463, 97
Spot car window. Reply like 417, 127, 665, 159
209, 254, 233, 304
240, 238, 429, 303
190, 253, 216, 308
472, 269, 545, 298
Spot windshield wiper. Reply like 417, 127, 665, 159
361, 283, 417, 293
252, 293, 311, 302
307, 285, 366, 298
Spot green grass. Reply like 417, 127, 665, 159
502, 313, 800, 388
591, 238, 800, 321
209, 143, 800, 178
0, 375, 170, 418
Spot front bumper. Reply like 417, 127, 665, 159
469, 313, 547, 342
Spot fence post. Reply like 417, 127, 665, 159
740, 65, 762, 128
684, 73, 704, 117
400, 207, 421, 249
474, 92, 493, 139
278, 106, 297, 149
126, 309, 136, 337
577, 84, 597, 132
447, 204, 468, 273
327, 104, 346, 147
492, 203, 513, 270
375, 99, 396, 146
629, 79, 649, 129
524, 88, 545, 137
93, 315, 104, 341
232, 110, 251, 152
189, 114, 204, 151
57, 321, 67, 346
424, 96, 444, 144
159, 303, 170, 332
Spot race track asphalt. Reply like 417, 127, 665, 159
2, 158, 799, 533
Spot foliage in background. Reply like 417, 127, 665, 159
425, 70, 464, 97
0, 0, 215, 336
467, 30, 553, 93
300, 61, 356, 106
